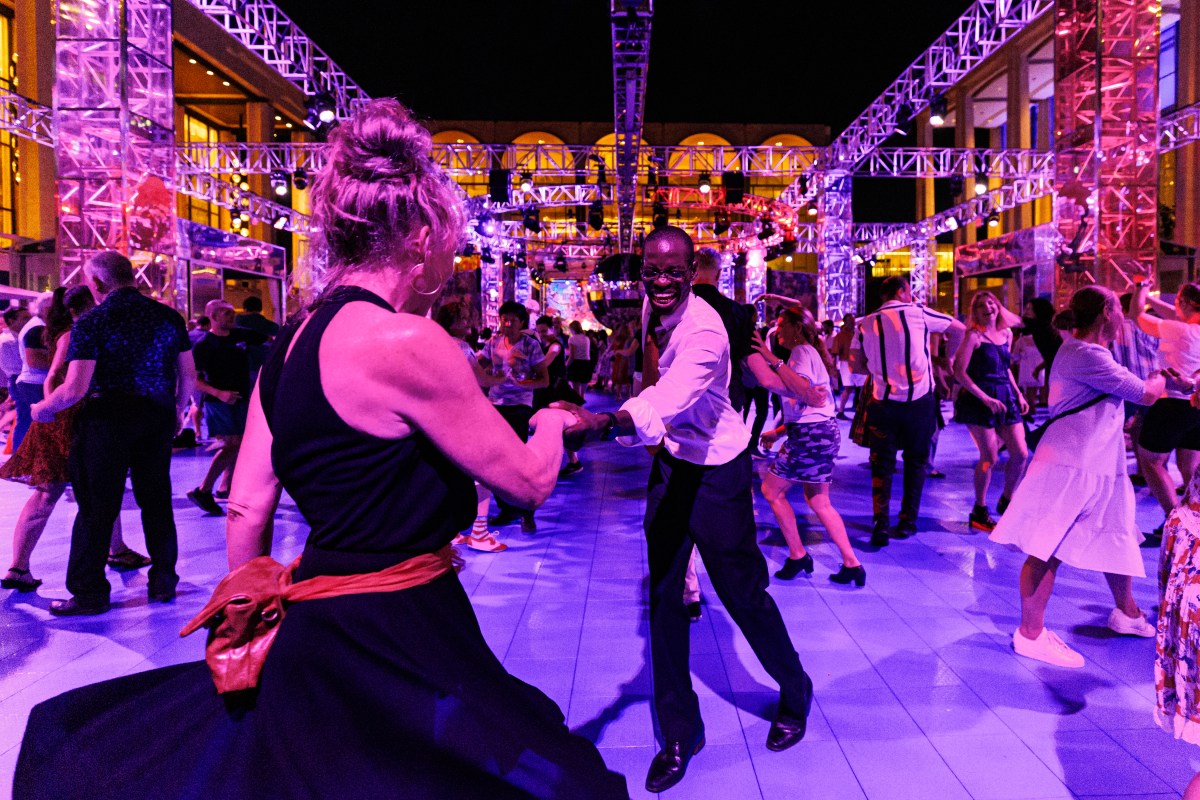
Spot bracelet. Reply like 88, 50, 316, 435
598, 411, 620, 441
768, 360, 784, 372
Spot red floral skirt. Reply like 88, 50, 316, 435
0, 403, 80, 487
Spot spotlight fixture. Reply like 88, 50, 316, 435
589, 154, 606, 185
522, 206, 541, 233
588, 199, 605, 231
733, 252, 748, 269
807, 206, 818, 217
652, 201, 668, 230
292, 167, 309, 191
894, 103, 914, 136
974, 173, 989, 196
765, 245, 782, 261
986, 212, 1000, 229
272, 214, 288, 230
852, 254, 865, 265
799, 174, 810, 194
477, 214, 497, 237
481, 246, 495, 264
269, 169, 289, 197
785, 255, 793, 263
713, 210, 731, 236
945, 215, 960, 231
303, 92, 336, 130
697, 172, 711, 195
928, 94, 948, 127
758, 217, 775, 240
574, 205, 588, 236
519, 172, 533, 193
462, 243, 476, 257
554, 252, 568, 272
780, 237, 798, 255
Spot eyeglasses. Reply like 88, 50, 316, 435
641, 266, 690, 281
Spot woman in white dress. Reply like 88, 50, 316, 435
990, 285, 1165, 668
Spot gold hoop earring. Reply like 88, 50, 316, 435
409, 264, 442, 297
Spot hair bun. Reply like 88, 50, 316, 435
1052, 309, 1077, 330
333, 99, 432, 182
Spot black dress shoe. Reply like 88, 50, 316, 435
767, 678, 813, 752
828, 564, 866, 587
645, 731, 705, 793
148, 587, 176, 603
49, 597, 110, 617
687, 601, 702, 622
869, 519, 890, 548
775, 554, 814, 580
488, 510, 522, 528
892, 521, 918, 540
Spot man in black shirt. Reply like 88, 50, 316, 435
33, 251, 195, 615
689, 248, 752, 413
188, 299, 262, 514
235, 294, 279, 385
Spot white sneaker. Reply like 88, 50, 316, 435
1012, 628, 1085, 668
451, 533, 470, 546
467, 531, 508, 553
1107, 607, 1155, 638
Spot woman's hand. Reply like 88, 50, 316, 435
980, 394, 1007, 414
529, 407, 578, 434
760, 426, 785, 449
751, 330, 773, 360
1017, 391, 1030, 416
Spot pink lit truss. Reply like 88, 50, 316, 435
1053, 0, 1158, 303
817, 174, 856, 319
55, 0, 179, 303
0, 90, 54, 147
175, 171, 312, 233
1159, 102, 1200, 154
611, 0, 652, 253
184, 0, 370, 119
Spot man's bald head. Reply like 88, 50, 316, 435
644, 226, 695, 266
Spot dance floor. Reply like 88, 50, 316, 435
1, 397, 1196, 799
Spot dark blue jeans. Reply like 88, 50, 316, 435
11, 380, 44, 452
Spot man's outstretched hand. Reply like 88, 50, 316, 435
551, 401, 607, 449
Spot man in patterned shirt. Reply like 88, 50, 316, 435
33, 251, 196, 616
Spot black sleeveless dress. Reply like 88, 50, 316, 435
954, 339, 1022, 428
14, 286, 629, 800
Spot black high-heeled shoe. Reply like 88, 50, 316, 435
2, 568, 43, 592
829, 564, 866, 587
775, 554, 814, 580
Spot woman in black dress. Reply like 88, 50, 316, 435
15, 99, 628, 800
953, 291, 1029, 532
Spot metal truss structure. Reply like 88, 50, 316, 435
494, 184, 614, 213
176, 172, 312, 233
0, 90, 54, 147
859, 148, 1052, 179
175, 141, 326, 174
1160, 102, 1200, 154
908, 238, 938, 306
1053, 0, 1158, 303
55, 0, 181, 302
829, 0, 1055, 168
185, 0, 370, 119
611, 0, 652, 253
817, 175, 857, 318
854, 169, 1055, 257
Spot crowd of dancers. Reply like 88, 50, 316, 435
4, 97, 1200, 799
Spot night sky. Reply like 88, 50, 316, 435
274, 1, 974, 221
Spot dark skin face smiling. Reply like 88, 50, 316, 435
642, 235, 696, 316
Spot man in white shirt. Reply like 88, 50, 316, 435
850, 275, 965, 546
558, 227, 812, 793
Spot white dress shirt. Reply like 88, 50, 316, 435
851, 301, 956, 402
618, 293, 751, 465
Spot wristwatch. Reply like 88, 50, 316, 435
598, 411, 620, 441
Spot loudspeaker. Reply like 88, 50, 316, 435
722, 171, 745, 204
489, 169, 511, 203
